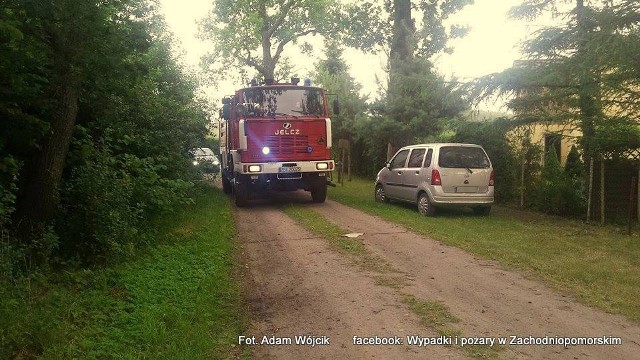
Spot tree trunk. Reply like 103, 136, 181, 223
387, 142, 395, 162
390, 0, 414, 70
261, 36, 276, 80
575, 0, 600, 163
15, 68, 79, 241
388, 0, 415, 131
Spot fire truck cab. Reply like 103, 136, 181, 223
219, 78, 337, 207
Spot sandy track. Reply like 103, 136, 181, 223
234, 191, 640, 359
311, 198, 640, 359
235, 200, 463, 359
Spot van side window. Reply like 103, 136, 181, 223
390, 149, 409, 169
407, 148, 426, 168
423, 148, 433, 167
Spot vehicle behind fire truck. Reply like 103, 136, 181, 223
219, 78, 337, 207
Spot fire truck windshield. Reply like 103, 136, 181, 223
241, 88, 325, 118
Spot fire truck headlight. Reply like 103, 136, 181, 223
316, 162, 329, 170
248, 165, 262, 173
262, 147, 270, 155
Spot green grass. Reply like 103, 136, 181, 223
281, 204, 395, 274
329, 177, 640, 323
402, 295, 501, 359
0, 187, 245, 359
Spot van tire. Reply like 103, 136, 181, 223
417, 193, 436, 216
375, 184, 389, 203
473, 206, 491, 216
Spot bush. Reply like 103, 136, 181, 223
529, 148, 586, 216
57, 138, 194, 265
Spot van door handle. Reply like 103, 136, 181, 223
415, 171, 420, 175
397, 171, 402, 175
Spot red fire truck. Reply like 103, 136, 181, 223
219, 78, 337, 207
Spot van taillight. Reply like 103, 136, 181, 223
489, 170, 495, 186
431, 169, 442, 185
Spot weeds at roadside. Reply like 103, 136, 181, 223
0, 187, 245, 359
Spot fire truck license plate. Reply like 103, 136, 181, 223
279, 166, 301, 173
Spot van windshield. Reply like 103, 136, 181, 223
438, 146, 490, 169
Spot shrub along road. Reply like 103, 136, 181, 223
233, 190, 640, 359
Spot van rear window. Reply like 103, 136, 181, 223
438, 146, 490, 169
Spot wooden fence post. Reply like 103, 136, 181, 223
587, 158, 593, 221
628, 177, 636, 236
600, 156, 605, 225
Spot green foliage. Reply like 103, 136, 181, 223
199, 0, 341, 81
530, 148, 586, 216
313, 41, 368, 141
453, 118, 520, 203
386, 58, 469, 143
342, 0, 473, 57
477, 0, 640, 160
564, 146, 584, 179
0, 0, 209, 270
0, 188, 244, 358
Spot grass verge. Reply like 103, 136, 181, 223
403, 295, 500, 359
0, 186, 245, 359
329, 177, 640, 323
281, 204, 395, 274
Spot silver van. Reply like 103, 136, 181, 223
375, 143, 494, 215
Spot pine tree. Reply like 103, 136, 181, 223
478, 0, 640, 162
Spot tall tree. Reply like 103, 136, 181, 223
11, 0, 118, 241
342, 0, 472, 158
199, 0, 341, 81
477, 0, 640, 162
1, 0, 208, 264
342, 0, 472, 58
313, 41, 369, 178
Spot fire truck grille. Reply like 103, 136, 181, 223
264, 135, 309, 154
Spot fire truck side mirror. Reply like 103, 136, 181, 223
221, 104, 230, 120
333, 99, 340, 115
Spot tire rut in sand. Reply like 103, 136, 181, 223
234, 203, 464, 359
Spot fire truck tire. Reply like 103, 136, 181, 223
311, 184, 327, 203
234, 179, 249, 207
222, 174, 232, 194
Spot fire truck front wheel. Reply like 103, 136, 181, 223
233, 177, 249, 207
311, 183, 327, 203
222, 173, 232, 194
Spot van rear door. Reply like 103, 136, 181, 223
436, 146, 492, 194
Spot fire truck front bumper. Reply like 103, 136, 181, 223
234, 160, 335, 176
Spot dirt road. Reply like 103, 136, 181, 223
233, 191, 640, 359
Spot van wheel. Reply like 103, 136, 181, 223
417, 193, 436, 216
375, 184, 389, 203
473, 206, 491, 216
234, 179, 248, 207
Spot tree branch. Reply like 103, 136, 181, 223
235, 48, 265, 74
267, 0, 295, 39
